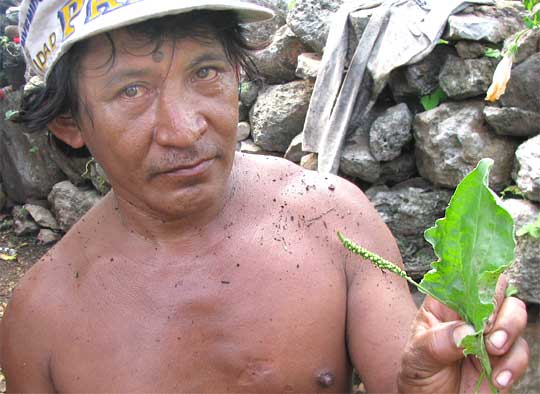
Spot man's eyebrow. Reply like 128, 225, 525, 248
105, 68, 155, 86
187, 52, 230, 68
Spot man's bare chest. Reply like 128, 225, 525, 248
50, 245, 350, 392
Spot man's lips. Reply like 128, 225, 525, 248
158, 158, 215, 177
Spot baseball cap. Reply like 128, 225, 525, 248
19, 0, 274, 81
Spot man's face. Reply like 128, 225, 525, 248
74, 29, 239, 221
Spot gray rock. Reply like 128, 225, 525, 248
444, 5, 524, 44
251, 80, 314, 152
23, 204, 60, 230
286, 0, 344, 52
47, 140, 91, 186
239, 81, 261, 108
0, 91, 66, 203
295, 52, 321, 80
83, 160, 111, 196
284, 132, 307, 163
389, 46, 451, 99
239, 102, 249, 122
348, 8, 375, 55
366, 183, 453, 278
241, 1, 287, 46
236, 122, 251, 142
12, 205, 40, 236
439, 56, 495, 99
369, 103, 413, 162
300, 153, 318, 171
502, 199, 540, 303
239, 139, 265, 155
340, 135, 416, 185
455, 40, 486, 59
0, 183, 5, 212
252, 25, 310, 84
48, 181, 101, 232
37, 229, 61, 245
500, 52, 540, 113
413, 101, 517, 190
513, 135, 540, 202
505, 29, 540, 65
484, 106, 540, 137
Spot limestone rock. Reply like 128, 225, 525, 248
239, 139, 265, 155
12, 205, 40, 236
502, 199, 540, 304
239, 81, 261, 108
444, 4, 525, 44
366, 183, 453, 278
48, 181, 101, 232
295, 52, 321, 80
500, 52, 540, 113
504, 29, 540, 65
286, 0, 344, 52
0, 183, 5, 212
284, 133, 307, 163
389, 46, 452, 99
513, 135, 540, 202
413, 101, 517, 190
241, 1, 287, 46
0, 91, 66, 203
484, 106, 540, 137
439, 56, 495, 99
340, 135, 416, 185
239, 102, 249, 122
236, 122, 251, 142
252, 25, 310, 84
455, 40, 486, 59
47, 140, 91, 186
251, 80, 313, 152
300, 153, 318, 171
23, 203, 59, 230
369, 103, 413, 162
37, 229, 61, 245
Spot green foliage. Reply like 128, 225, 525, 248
516, 213, 540, 238
437, 39, 450, 45
420, 87, 447, 111
484, 48, 502, 59
288, 0, 297, 11
500, 185, 525, 199
5, 110, 19, 121
28, 146, 39, 154
338, 159, 516, 394
523, 0, 540, 29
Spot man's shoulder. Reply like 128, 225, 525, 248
237, 153, 372, 213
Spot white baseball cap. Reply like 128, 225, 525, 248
19, 0, 274, 81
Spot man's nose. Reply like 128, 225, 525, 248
154, 95, 208, 148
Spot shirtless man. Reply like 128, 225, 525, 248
0, 1, 529, 392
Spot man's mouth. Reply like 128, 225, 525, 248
159, 158, 215, 178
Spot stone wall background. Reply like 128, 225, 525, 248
0, 0, 538, 392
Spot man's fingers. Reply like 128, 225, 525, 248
486, 275, 508, 331
485, 296, 528, 355
403, 321, 474, 373
491, 337, 530, 391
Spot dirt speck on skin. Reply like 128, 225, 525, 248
0, 220, 53, 392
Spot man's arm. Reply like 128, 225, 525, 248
327, 176, 417, 393
1, 272, 57, 392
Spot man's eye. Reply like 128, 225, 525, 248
196, 67, 218, 80
122, 85, 144, 98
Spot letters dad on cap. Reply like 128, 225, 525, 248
19, 0, 273, 81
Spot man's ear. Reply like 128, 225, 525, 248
48, 115, 85, 148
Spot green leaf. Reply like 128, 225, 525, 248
437, 39, 450, 45
5, 110, 19, 121
505, 284, 519, 297
516, 213, 540, 238
420, 158, 515, 393
500, 185, 525, 199
28, 146, 39, 154
484, 48, 502, 59
420, 87, 447, 111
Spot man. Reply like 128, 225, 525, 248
0, 0, 529, 392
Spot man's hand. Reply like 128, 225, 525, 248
398, 277, 529, 393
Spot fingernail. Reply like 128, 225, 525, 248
488, 330, 508, 349
453, 324, 475, 346
496, 370, 512, 387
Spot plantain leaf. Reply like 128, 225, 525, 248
420, 158, 515, 393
